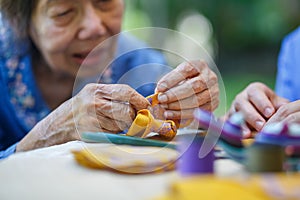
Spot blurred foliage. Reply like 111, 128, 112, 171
127, 0, 300, 49
124, 0, 300, 109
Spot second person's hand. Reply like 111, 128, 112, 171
227, 82, 289, 136
266, 100, 300, 125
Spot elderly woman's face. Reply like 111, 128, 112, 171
29, 0, 124, 76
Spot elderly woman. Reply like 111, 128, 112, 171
0, 0, 219, 159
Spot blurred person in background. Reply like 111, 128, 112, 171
227, 26, 300, 137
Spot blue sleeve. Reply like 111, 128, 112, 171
119, 49, 170, 97
0, 143, 17, 159
275, 36, 295, 100
275, 27, 300, 101
111, 34, 171, 97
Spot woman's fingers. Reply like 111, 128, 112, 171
246, 83, 276, 118
154, 60, 219, 117
164, 100, 218, 119
157, 74, 217, 104
267, 100, 300, 124
95, 98, 135, 125
233, 93, 266, 131
155, 60, 219, 117
76, 83, 149, 133
162, 88, 218, 110
283, 112, 300, 123
95, 84, 150, 110
227, 82, 287, 132
164, 108, 197, 119
96, 115, 130, 133
156, 60, 213, 92
241, 124, 252, 138
272, 95, 290, 110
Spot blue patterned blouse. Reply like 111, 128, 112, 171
0, 15, 169, 159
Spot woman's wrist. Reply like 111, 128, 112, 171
16, 100, 79, 152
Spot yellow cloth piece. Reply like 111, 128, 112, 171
126, 93, 196, 140
147, 93, 160, 107
72, 145, 178, 174
243, 138, 255, 147
126, 109, 177, 140
157, 174, 300, 200
73, 93, 197, 173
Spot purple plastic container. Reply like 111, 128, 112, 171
177, 134, 215, 176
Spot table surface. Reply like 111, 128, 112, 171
0, 141, 245, 200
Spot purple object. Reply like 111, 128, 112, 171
255, 123, 300, 157
177, 134, 214, 176
256, 123, 300, 147
194, 108, 219, 130
194, 109, 243, 147
220, 114, 244, 147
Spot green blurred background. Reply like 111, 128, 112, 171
122, 0, 300, 111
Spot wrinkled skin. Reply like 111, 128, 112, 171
155, 60, 219, 123
16, 0, 127, 152
16, 84, 149, 151
226, 82, 290, 137
15, 0, 220, 152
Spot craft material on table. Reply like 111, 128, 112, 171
126, 109, 177, 140
245, 143, 285, 172
125, 93, 181, 141
177, 134, 215, 176
81, 132, 176, 149
157, 173, 300, 200
193, 108, 300, 172
82, 93, 194, 148
72, 145, 178, 174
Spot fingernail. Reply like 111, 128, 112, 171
242, 129, 251, 138
255, 120, 265, 130
157, 82, 168, 91
158, 94, 168, 103
264, 107, 274, 118
164, 111, 173, 118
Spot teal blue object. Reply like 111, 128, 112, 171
217, 139, 246, 162
81, 132, 176, 150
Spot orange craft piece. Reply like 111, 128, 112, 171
126, 93, 193, 140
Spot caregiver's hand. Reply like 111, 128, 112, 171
16, 84, 149, 152
266, 100, 300, 125
155, 60, 219, 121
226, 82, 289, 137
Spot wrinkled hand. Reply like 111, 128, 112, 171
227, 82, 289, 136
74, 84, 149, 133
266, 100, 300, 125
154, 60, 219, 122
16, 84, 149, 152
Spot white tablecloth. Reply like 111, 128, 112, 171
0, 141, 244, 200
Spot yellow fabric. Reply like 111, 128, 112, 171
242, 139, 255, 147
72, 145, 178, 174
73, 93, 194, 173
147, 93, 160, 107
157, 174, 300, 200
126, 93, 196, 140
126, 109, 177, 140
